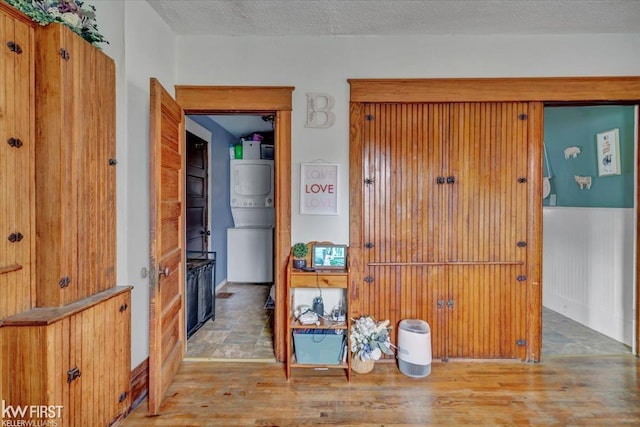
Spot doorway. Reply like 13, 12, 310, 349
174, 85, 293, 364
541, 104, 636, 357
148, 82, 293, 414
184, 113, 277, 360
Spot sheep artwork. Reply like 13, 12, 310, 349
574, 175, 592, 190
564, 146, 581, 159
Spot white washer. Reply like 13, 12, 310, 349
227, 227, 273, 283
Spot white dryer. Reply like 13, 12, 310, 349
227, 159, 274, 283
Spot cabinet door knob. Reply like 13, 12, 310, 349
7, 137, 23, 148
8, 232, 23, 243
66, 367, 81, 383
59, 48, 70, 61
6, 41, 22, 54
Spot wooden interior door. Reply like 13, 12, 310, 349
149, 78, 185, 414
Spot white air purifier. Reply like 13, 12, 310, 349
397, 319, 432, 378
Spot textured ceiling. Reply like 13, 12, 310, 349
147, 0, 640, 36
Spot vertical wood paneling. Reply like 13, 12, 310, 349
1, 289, 130, 425
447, 265, 526, 359
35, 24, 116, 307
449, 102, 529, 263
359, 101, 530, 360
0, 8, 34, 318
76, 34, 95, 302
97, 49, 117, 290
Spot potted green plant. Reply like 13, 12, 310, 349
291, 242, 308, 269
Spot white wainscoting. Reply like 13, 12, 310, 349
543, 207, 635, 345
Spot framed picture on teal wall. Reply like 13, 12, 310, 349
596, 128, 621, 177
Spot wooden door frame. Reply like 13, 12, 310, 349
175, 85, 293, 362
348, 76, 640, 361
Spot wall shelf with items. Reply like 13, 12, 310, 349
285, 242, 350, 381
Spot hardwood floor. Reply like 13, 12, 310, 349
123, 355, 640, 426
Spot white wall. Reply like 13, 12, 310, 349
176, 34, 640, 246
543, 207, 635, 345
88, 2, 640, 367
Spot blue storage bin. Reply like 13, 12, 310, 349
293, 329, 345, 364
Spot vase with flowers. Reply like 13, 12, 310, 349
349, 315, 393, 374
5, 0, 108, 46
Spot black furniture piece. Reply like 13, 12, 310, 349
186, 252, 216, 338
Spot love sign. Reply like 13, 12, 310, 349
300, 163, 338, 215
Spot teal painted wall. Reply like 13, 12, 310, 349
543, 106, 635, 208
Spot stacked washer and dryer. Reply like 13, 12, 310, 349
226, 157, 274, 283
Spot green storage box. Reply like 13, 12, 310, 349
293, 329, 345, 364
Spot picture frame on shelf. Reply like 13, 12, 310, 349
596, 128, 621, 177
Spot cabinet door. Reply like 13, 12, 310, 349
69, 291, 131, 426
446, 265, 527, 359
447, 102, 530, 263
0, 8, 34, 318
35, 24, 116, 306
362, 103, 449, 265
359, 103, 449, 342
357, 101, 533, 360
0, 319, 70, 426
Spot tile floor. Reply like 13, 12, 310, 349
185, 282, 275, 360
541, 306, 631, 356
186, 284, 632, 360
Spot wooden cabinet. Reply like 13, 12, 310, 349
0, 7, 129, 425
0, 287, 131, 426
34, 23, 116, 307
356, 102, 533, 360
0, 3, 35, 318
286, 254, 350, 380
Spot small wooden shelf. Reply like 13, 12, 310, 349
290, 354, 349, 370
285, 248, 351, 381
289, 316, 347, 329
288, 269, 348, 288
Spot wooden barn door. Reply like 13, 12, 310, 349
358, 101, 532, 359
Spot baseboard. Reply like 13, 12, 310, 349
215, 279, 227, 292
129, 358, 149, 413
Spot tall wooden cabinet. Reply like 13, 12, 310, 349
354, 101, 533, 360
0, 4, 35, 319
35, 23, 117, 307
0, 3, 129, 425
